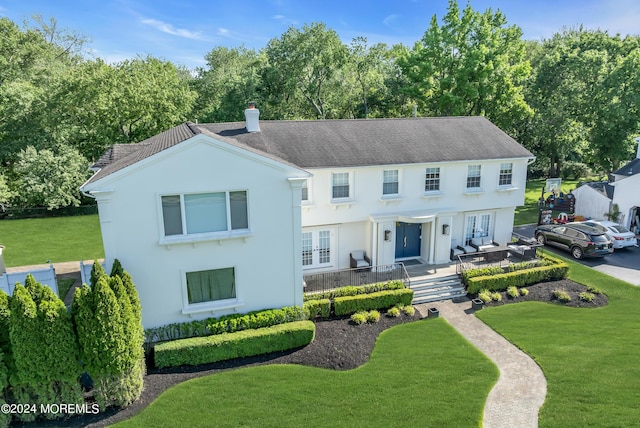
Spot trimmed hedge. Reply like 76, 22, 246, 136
303, 299, 331, 319
145, 306, 306, 345
154, 321, 316, 368
304, 280, 405, 302
466, 261, 568, 294
333, 289, 413, 316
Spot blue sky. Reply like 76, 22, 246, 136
1, 0, 639, 70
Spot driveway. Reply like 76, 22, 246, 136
514, 224, 640, 286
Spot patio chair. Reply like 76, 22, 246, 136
450, 238, 465, 260
350, 250, 371, 269
460, 239, 478, 254
470, 236, 498, 252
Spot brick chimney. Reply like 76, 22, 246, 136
244, 102, 260, 133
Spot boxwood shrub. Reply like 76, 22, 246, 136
333, 289, 413, 316
303, 299, 331, 319
304, 280, 405, 302
466, 258, 568, 294
154, 321, 315, 368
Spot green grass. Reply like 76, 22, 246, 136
0, 214, 103, 267
115, 319, 498, 428
514, 178, 584, 225
476, 257, 640, 427
56, 278, 77, 300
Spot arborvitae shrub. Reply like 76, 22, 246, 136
90, 259, 107, 287
0, 351, 8, 428
9, 284, 83, 421
110, 258, 124, 278
0, 292, 11, 374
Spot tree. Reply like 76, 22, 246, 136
524, 28, 640, 175
12, 144, 89, 209
53, 56, 198, 161
262, 22, 348, 119
191, 46, 263, 123
398, 0, 532, 133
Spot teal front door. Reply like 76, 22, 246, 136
395, 222, 421, 259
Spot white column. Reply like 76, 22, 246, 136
288, 177, 307, 307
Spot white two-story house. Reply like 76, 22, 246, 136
83, 108, 533, 328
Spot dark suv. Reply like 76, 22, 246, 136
534, 223, 613, 259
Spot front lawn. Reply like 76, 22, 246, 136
0, 214, 104, 267
476, 258, 640, 427
115, 319, 498, 428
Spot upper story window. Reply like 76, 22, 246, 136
425, 167, 440, 192
499, 163, 513, 186
466, 165, 481, 189
332, 172, 350, 199
161, 191, 248, 237
301, 179, 309, 202
382, 169, 399, 196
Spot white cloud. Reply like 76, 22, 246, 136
140, 18, 207, 40
383, 14, 399, 27
217, 28, 230, 36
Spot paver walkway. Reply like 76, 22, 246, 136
417, 299, 547, 428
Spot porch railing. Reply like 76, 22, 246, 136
303, 263, 410, 295
455, 234, 543, 275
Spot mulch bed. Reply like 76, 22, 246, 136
478, 278, 608, 308
18, 278, 606, 427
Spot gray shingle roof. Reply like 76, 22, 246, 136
613, 158, 640, 177
584, 181, 615, 199
85, 116, 534, 185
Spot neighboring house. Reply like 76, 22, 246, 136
82, 108, 534, 328
574, 138, 640, 233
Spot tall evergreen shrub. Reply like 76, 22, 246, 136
9, 284, 82, 421
0, 351, 8, 428
0, 292, 11, 374
89, 260, 106, 287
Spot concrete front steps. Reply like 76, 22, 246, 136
409, 274, 467, 305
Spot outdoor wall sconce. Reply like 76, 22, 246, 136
442, 224, 450, 235
384, 230, 392, 241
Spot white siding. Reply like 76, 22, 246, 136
87, 136, 306, 328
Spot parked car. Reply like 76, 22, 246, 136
578, 220, 638, 250
535, 223, 613, 259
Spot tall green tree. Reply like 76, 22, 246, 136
262, 22, 348, 119
524, 28, 640, 175
12, 144, 89, 209
191, 46, 263, 123
399, 0, 532, 133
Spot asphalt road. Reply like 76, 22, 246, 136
513, 224, 640, 286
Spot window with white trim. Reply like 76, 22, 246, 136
186, 267, 236, 304
425, 167, 440, 192
499, 163, 513, 186
332, 172, 350, 199
161, 191, 248, 237
301, 180, 309, 202
466, 165, 481, 189
382, 169, 399, 196
464, 213, 492, 245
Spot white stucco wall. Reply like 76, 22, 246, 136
301, 158, 529, 267
612, 174, 640, 228
85, 136, 307, 328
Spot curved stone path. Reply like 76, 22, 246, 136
417, 299, 547, 428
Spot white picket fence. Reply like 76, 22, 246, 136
0, 265, 58, 297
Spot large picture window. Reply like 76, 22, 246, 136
162, 191, 248, 237
186, 268, 236, 304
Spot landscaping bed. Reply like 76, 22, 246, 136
24, 312, 420, 428
479, 278, 608, 308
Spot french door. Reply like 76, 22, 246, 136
395, 222, 421, 259
302, 229, 333, 269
